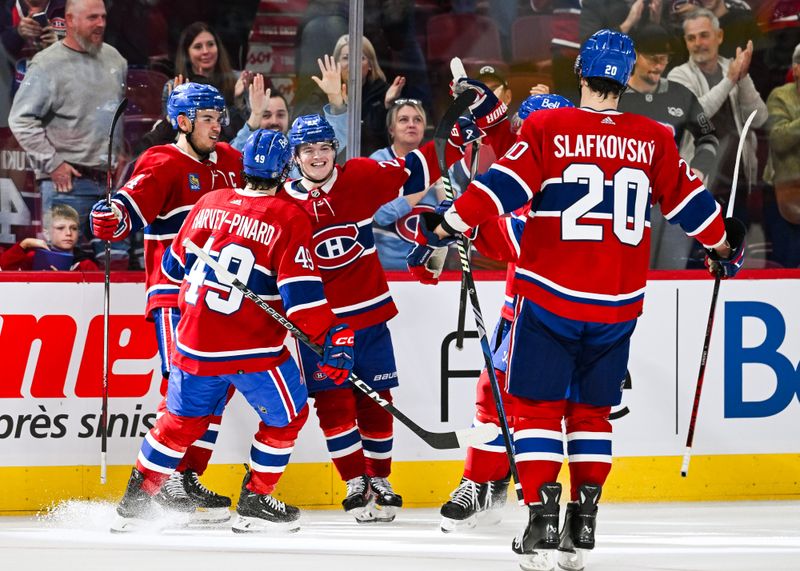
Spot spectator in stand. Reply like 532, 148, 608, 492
139, 21, 248, 151
620, 24, 719, 268
0, 204, 98, 270
763, 42, 800, 267
8, 0, 128, 267
532, 0, 583, 105
333, 34, 404, 157
0, 0, 65, 94
668, 8, 767, 229
370, 99, 446, 269
697, 0, 762, 60
580, 0, 664, 42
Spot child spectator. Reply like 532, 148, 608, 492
0, 204, 98, 270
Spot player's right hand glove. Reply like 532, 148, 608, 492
318, 324, 355, 385
407, 211, 457, 285
90, 199, 131, 241
705, 217, 746, 279
450, 78, 507, 130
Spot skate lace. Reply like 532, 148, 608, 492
186, 471, 218, 499
162, 471, 190, 499
449, 478, 479, 509
369, 477, 393, 496
260, 494, 287, 513
345, 476, 367, 496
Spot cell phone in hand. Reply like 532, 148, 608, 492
31, 11, 49, 27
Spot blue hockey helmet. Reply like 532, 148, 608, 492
288, 114, 338, 151
242, 129, 293, 180
167, 82, 228, 129
575, 29, 636, 86
518, 94, 574, 120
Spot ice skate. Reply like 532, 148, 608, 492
111, 468, 193, 533
232, 466, 300, 533
181, 469, 232, 524
368, 476, 402, 523
481, 472, 511, 525
512, 483, 561, 571
439, 477, 489, 533
342, 475, 375, 523
557, 484, 601, 571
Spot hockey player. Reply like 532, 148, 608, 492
410, 30, 745, 571
284, 97, 503, 523
89, 82, 242, 522
112, 129, 356, 534
436, 94, 575, 534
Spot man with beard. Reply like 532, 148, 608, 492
620, 23, 719, 268
9, 0, 127, 265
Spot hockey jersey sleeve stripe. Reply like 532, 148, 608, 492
146, 284, 180, 299
515, 268, 646, 306
115, 190, 147, 234
683, 200, 721, 239
144, 210, 190, 239
279, 280, 327, 315
662, 185, 708, 221
401, 148, 431, 197
160, 246, 184, 284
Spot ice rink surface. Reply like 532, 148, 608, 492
2, 500, 799, 571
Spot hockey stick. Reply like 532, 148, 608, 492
183, 239, 496, 451
100, 97, 128, 485
450, 57, 474, 351
434, 90, 524, 504
680, 108, 758, 477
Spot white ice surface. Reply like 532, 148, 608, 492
2, 500, 800, 571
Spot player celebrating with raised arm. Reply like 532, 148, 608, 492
112, 129, 355, 534
410, 30, 745, 571
283, 96, 503, 523
89, 83, 242, 522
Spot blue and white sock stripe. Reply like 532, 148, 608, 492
193, 422, 221, 450
325, 426, 362, 458
250, 439, 294, 473
138, 431, 184, 474
362, 435, 393, 460
471, 419, 512, 453
566, 431, 612, 463
513, 428, 565, 463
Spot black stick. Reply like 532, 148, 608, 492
455, 141, 480, 350
434, 91, 524, 504
101, 97, 128, 484
183, 239, 496, 451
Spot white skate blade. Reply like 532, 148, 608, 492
369, 503, 398, 523
109, 514, 161, 534
557, 548, 588, 571
518, 550, 555, 571
189, 507, 232, 526
455, 423, 499, 448
231, 514, 300, 534
440, 513, 478, 533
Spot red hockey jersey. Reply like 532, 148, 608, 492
284, 140, 462, 330
113, 143, 242, 317
162, 187, 339, 376
454, 107, 727, 323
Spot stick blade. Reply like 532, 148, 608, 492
454, 423, 497, 448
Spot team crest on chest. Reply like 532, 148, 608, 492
313, 223, 366, 270
188, 173, 201, 191
310, 189, 321, 198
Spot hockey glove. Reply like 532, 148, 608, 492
450, 78, 507, 130
449, 115, 486, 150
90, 199, 131, 241
407, 211, 457, 285
705, 217, 746, 279
318, 323, 355, 385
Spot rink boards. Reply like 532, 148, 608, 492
1, 271, 799, 512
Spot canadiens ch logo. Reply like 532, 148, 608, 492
310, 189, 321, 198
188, 173, 201, 191
395, 204, 435, 243
313, 223, 365, 270
313, 371, 327, 381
